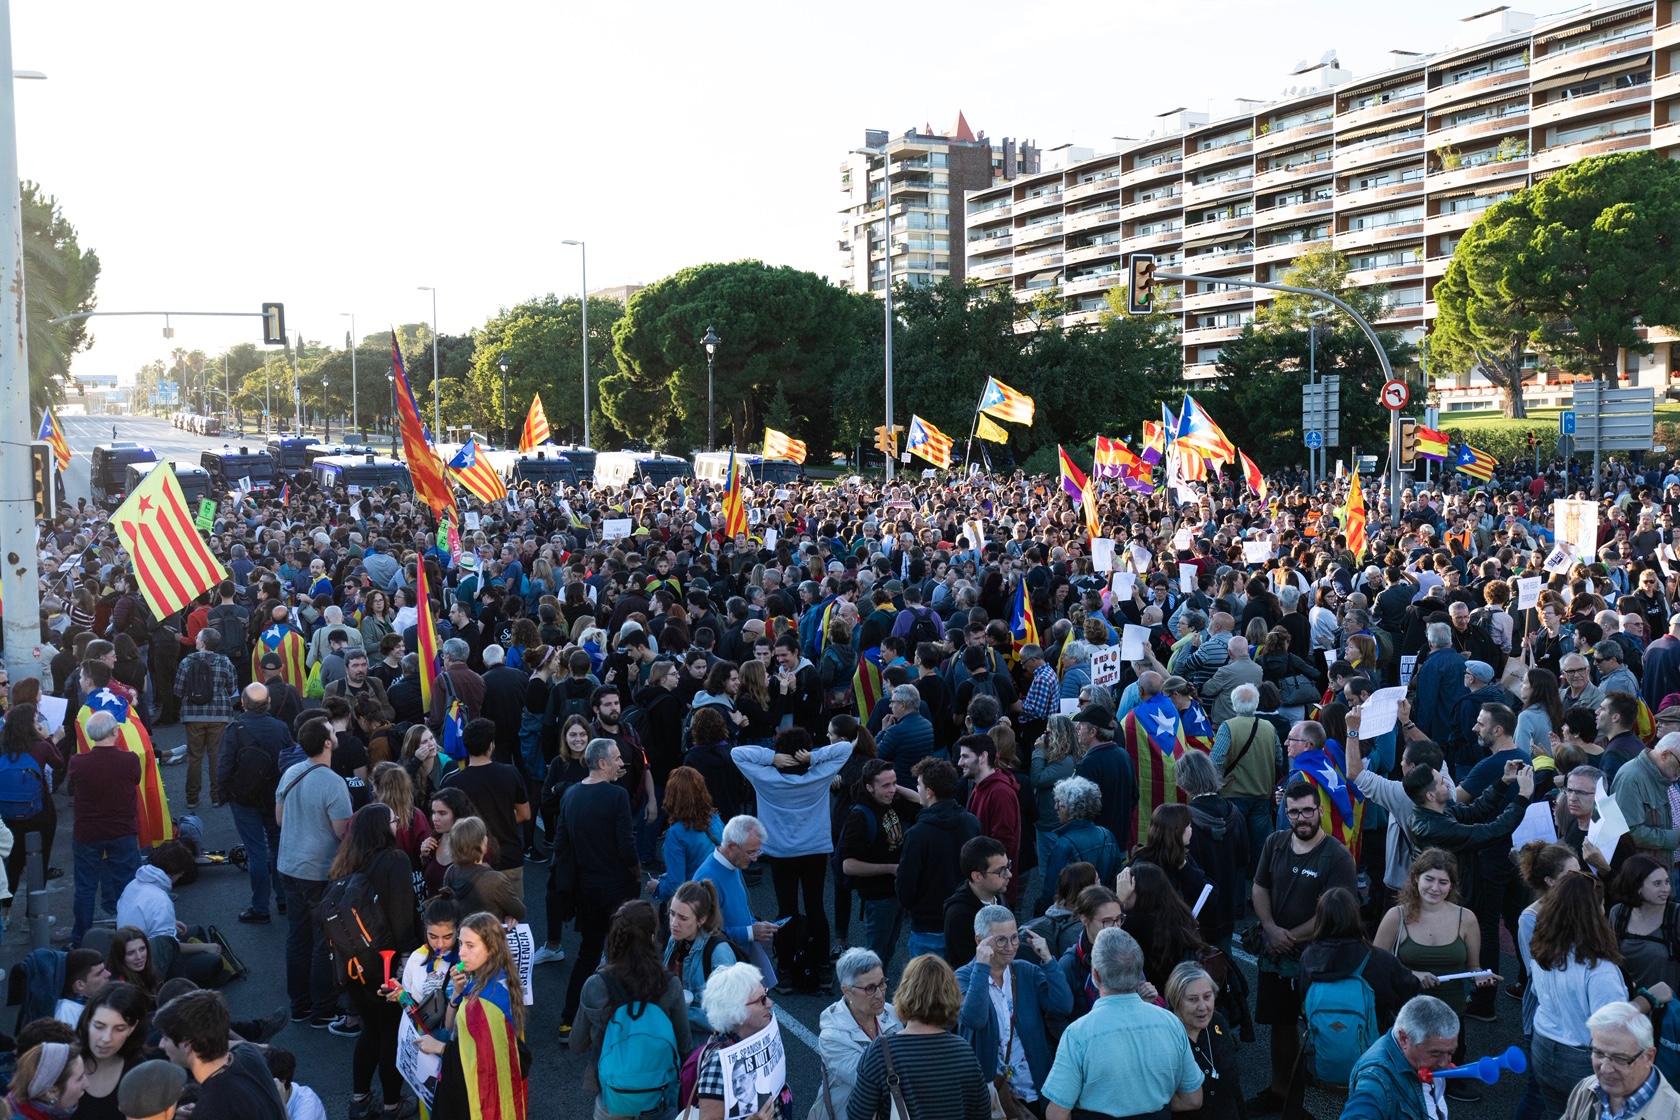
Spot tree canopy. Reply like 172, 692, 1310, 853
469, 294, 625, 448
23, 182, 99, 409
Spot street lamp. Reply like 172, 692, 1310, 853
340, 312, 358, 436
417, 286, 440, 436
701, 324, 720, 451
386, 372, 397, 455
851, 145, 895, 482
560, 239, 590, 448
321, 377, 331, 442
498, 357, 511, 448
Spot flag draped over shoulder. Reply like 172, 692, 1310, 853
978, 376, 1035, 425
455, 983, 527, 1120
763, 427, 808, 464
415, 561, 442, 714
1289, 744, 1364, 860
1008, 579, 1038, 652
721, 449, 749, 538
518, 394, 550, 452
1120, 693, 1186, 848
1454, 442, 1497, 482
1240, 450, 1268, 503
853, 646, 884, 722
252, 622, 307, 690
1345, 469, 1367, 560
448, 440, 508, 504
38, 409, 71, 471
109, 463, 229, 621
390, 332, 455, 514
77, 688, 172, 847
906, 415, 954, 469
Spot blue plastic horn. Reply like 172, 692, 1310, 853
1424, 1046, 1528, 1084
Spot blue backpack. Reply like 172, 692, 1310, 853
597, 976, 680, 1117
1302, 952, 1378, 1084
0, 751, 45, 819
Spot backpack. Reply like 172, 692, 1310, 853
0, 751, 46, 819
183, 656, 216, 706
223, 725, 278, 807
551, 680, 593, 727
1302, 952, 1379, 1084
1612, 901, 1680, 959
700, 932, 750, 978
320, 869, 392, 987
597, 975, 680, 1118
905, 607, 941, 649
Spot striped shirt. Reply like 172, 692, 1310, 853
847, 1032, 990, 1120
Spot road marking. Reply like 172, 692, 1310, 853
1231, 946, 1257, 966
773, 1005, 822, 1055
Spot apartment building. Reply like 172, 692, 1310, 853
963, 0, 1680, 405
838, 115, 1039, 295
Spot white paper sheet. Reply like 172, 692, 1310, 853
1357, 687, 1407, 739
1091, 537, 1116, 573
603, 518, 632, 540
1191, 883, 1214, 919
1129, 544, 1152, 572
1243, 540, 1272, 565
37, 694, 67, 736
1399, 654, 1418, 688
1179, 563, 1198, 592
1515, 576, 1543, 611
1112, 572, 1136, 602
1120, 624, 1151, 663
1587, 778, 1629, 858
1511, 799, 1559, 849
764, 528, 778, 550
1173, 528, 1192, 552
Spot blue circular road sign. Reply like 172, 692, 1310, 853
1304, 430, 1324, 449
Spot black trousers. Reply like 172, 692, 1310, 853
562, 885, 629, 1021
769, 853, 829, 987
349, 983, 404, 1101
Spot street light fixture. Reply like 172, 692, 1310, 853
560, 239, 590, 448
386, 373, 397, 455
498, 357, 511, 449
701, 324, 721, 452
340, 312, 358, 436
417, 286, 440, 436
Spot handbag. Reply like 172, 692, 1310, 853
880, 1035, 910, 1120
1278, 673, 1320, 707
988, 1012, 1033, 1120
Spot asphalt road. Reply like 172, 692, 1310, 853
55, 413, 269, 505
24, 415, 1537, 1118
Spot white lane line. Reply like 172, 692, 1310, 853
773, 1005, 822, 1055
1231, 946, 1257, 966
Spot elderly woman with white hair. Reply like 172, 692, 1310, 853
809, 948, 902, 1120
1036, 776, 1120, 915
691, 962, 793, 1120
1561, 1001, 1680, 1120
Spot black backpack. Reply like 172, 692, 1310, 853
223, 725, 277, 807
905, 607, 941, 649
183, 656, 216, 706
321, 868, 392, 987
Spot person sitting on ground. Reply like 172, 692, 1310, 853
115, 840, 227, 987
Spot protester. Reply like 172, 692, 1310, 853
812, 947, 903, 1120
846, 953, 990, 1120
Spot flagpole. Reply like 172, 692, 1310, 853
962, 381, 987, 472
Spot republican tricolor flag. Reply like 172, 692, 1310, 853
390, 332, 456, 515
76, 687, 173, 847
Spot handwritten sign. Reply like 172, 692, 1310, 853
1515, 576, 1543, 611
602, 518, 632, 540
1091, 646, 1124, 687
1242, 540, 1272, 566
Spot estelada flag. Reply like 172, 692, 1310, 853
1415, 425, 1448, 461
906, 415, 954, 469
448, 440, 508, 504
109, 461, 228, 622
1345, 469, 1368, 560
77, 687, 173, 847
1288, 745, 1364, 861
37, 408, 71, 472
852, 645, 884, 722
1119, 692, 1190, 848
415, 560, 442, 714
979, 376, 1035, 425
1008, 579, 1038, 652
763, 427, 808, 464
721, 449, 749, 538
518, 394, 551, 453
389, 332, 455, 515
252, 621, 308, 691
1454, 442, 1497, 482
975, 414, 1010, 444
1240, 449, 1268, 503
454, 983, 527, 1120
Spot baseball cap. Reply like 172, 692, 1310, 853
260, 653, 283, 670
1071, 704, 1115, 731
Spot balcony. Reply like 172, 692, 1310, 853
1427, 111, 1531, 149
1064, 241, 1123, 267
1426, 156, 1529, 192
1334, 133, 1426, 173
967, 233, 1014, 256
1252, 155, 1333, 193
1119, 229, 1184, 256
1119, 191, 1182, 222
1656, 71, 1680, 101
1183, 137, 1254, 173
1015, 251, 1064, 273
1064, 175, 1122, 203
1377, 302, 1427, 325
1346, 261, 1424, 287
1528, 129, 1648, 171
1063, 272, 1122, 297
1532, 29, 1654, 82
1063, 307, 1108, 328
1426, 64, 1530, 111
1180, 212, 1254, 244
968, 261, 1014, 283
1183, 324, 1246, 346
1532, 82, 1653, 127
1424, 254, 1453, 278
1182, 362, 1222, 381
1065, 205, 1122, 233
1336, 218, 1425, 251
1184, 247, 1254, 271
1425, 208, 1487, 236
1654, 119, 1680, 150
1015, 189, 1064, 217
1253, 196, 1334, 228
967, 201, 1012, 226
1118, 154, 1183, 187
1182, 287, 1255, 312
1254, 115, 1334, 155
1016, 220, 1065, 245
1181, 174, 1254, 208
1334, 175, 1425, 212
1659, 18, 1680, 50
1336, 91, 1426, 133
1253, 236, 1328, 265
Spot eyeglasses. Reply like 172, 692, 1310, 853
1591, 1047, 1645, 1068
1565, 787, 1597, 798
847, 980, 888, 996
747, 991, 773, 1010
1285, 808, 1320, 819
987, 863, 1014, 877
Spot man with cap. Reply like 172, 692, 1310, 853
1450, 659, 1512, 775
118, 1058, 187, 1120
1073, 700, 1134, 851
258, 652, 304, 744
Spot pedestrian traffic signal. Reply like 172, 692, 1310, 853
1127, 253, 1157, 315
1399, 417, 1418, 468
30, 441, 55, 521
261, 302, 286, 346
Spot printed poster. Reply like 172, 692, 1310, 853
719, 1017, 788, 1120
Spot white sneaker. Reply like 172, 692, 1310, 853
532, 944, 566, 966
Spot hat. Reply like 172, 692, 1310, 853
1161, 675, 1193, 695
260, 652, 283, 670
117, 1060, 187, 1120
457, 553, 478, 571
1465, 660, 1495, 684
1071, 704, 1115, 731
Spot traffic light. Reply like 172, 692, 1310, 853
29, 441, 55, 521
1127, 253, 1157, 315
874, 425, 898, 456
1526, 430, 1537, 449
261, 302, 286, 346
1399, 417, 1418, 468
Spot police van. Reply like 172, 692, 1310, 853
508, 449, 578, 489
200, 445, 276, 497
303, 443, 377, 468
593, 451, 689, 489
266, 436, 321, 472
91, 443, 159, 507
692, 451, 803, 486
125, 461, 212, 507
311, 454, 413, 497
550, 444, 596, 478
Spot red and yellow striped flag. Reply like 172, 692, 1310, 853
109, 462, 228, 621
721, 449, 749, 538
77, 687, 173, 847
38, 408, 71, 472
448, 440, 508, 505
763, 427, 807, 464
518, 393, 550, 453
252, 621, 308, 691
906, 415, 954, 469
415, 560, 442, 713
1240, 449, 1268, 503
456, 988, 527, 1120
390, 333, 456, 515
1345, 469, 1367, 560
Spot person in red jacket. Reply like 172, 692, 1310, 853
957, 733, 1021, 901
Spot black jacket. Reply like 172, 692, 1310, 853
1188, 793, 1249, 943
1409, 779, 1531, 899
1299, 937, 1421, 1028
216, 711, 291, 808
633, 685, 686, 783
942, 882, 995, 970
895, 798, 981, 936
387, 675, 423, 728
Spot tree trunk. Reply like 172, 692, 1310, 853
1501, 381, 1527, 419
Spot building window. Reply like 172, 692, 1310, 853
1345, 82, 1424, 111
1438, 52, 1526, 88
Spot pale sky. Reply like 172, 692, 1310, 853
15, 0, 1514, 380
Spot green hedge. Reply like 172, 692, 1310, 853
1436, 417, 1561, 464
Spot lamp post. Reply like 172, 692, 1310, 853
321, 377, 331, 442
417, 286, 440, 436
560, 239, 590, 448
341, 312, 358, 437
386, 373, 397, 456
498, 357, 511, 448
701, 324, 720, 451
852, 145, 895, 482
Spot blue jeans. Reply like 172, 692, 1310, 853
1230, 796, 1276, 880
906, 930, 943, 962
229, 803, 279, 915
860, 896, 903, 977
279, 874, 333, 1019
73, 836, 141, 944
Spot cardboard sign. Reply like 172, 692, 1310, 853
194, 499, 216, 530
718, 1018, 787, 1120
507, 922, 535, 1005
1091, 645, 1124, 687
602, 518, 632, 540
1515, 576, 1543, 611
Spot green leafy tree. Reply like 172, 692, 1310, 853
22, 182, 99, 409
1432, 150, 1680, 390
884, 280, 1022, 449
605, 261, 875, 455
469, 294, 625, 448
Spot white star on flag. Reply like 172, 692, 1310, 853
1151, 710, 1178, 739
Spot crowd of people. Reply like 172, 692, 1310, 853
5, 445, 1680, 1120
